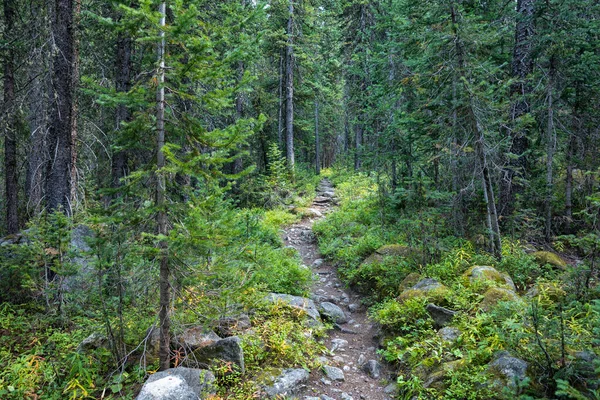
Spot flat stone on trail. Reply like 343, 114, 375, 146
323, 365, 345, 381
313, 259, 324, 267
263, 368, 310, 398
136, 367, 215, 400
319, 302, 348, 324
361, 360, 382, 379
331, 338, 349, 352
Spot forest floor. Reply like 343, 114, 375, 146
282, 179, 393, 400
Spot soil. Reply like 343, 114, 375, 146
282, 179, 394, 400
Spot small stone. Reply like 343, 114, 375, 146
320, 396, 336, 400
384, 383, 398, 394
331, 338, 349, 352
348, 303, 360, 312
263, 368, 310, 398
343, 365, 351, 371
341, 393, 354, 400
358, 354, 366, 365
320, 378, 332, 385
323, 365, 345, 381
437, 327, 461, 343
313, 259, 324, 267
361, 360, 381, 379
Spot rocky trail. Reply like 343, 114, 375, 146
282, 179, 394, 400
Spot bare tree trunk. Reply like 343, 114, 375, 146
47, 0, 75, 214
354, 121, 363, 171
500, 0, 534, 220
277, 52, 284, 147
112, 32, 132, 189
544, 58, 555, 242
315, 99, 320, 174
285, 0, 295, 173
156, 1, 170, 372
26, 1, 49, 217
70, 0, 81, 208
3, 0, 19, 234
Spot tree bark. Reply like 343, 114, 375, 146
3, 0, 19, 234
156, 1, 170, 372
277, 52, 284, 147
315, 99, 320, 174
285, 0, 295, 173
544, 58, 555, 242
70, 0, 81, 207
500, 0, 534, 220
47, 0, 75, 214
26, 1, 49, 217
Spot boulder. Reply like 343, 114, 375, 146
175, 328, 221, 350
266, 293, 320, 321
362, 245, 422, 266
323, 365, 345, 381
398, 272, 422, 291
318, 302, 348, 324
187, 336, 245, 374
263, 368, 309, 398
526, 281, 566, 303
136, 367, 215, 400
437, 327, 461, 343
486, 351, 528, 389
412, 278, 443, 292
77, 332, 108, 353
361, 359, 382, 379
426, 304, 457, 329
532, 251, 567, 269
463, 266, 516, 291
211, 315, 251, 337
480, 287, 521, 311
399, 278, 448, 303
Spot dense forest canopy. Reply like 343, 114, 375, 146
1, 0, 599, 399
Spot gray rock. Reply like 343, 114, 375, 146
304, 397, 321, 400
176, 328, 220, 350
188, 336, 245, 374
266, 293, 320, 321
263, 368, 309, 398
320, 378, 332, 385
426, 304, 457, 329
487, 351, 528, 388
437, 327, 461, 343
341, 393, 354, 400
384, 382, 398, 394
323, 365, 345, 381
313, 259, 324, 267
412, 278, 442, 292
348, 303, 359, 313
77, 332, 108, 353
319, 302, 348, 324
331, 338, 349, 352
211, 315, 251, 337
136, 367, 215, 400
320, 396, 335, 400
465, 266, 516, 291
361, 360, 381, 379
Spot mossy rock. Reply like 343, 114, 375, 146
480, 287, 521, 312
532, 251, 567, 269
526, 281, 567, 304
362, 245, 423, 265
399, 279, 450, 305
463, 266, 516, 292
399, 272, 422, 291
423, 359, 466, 390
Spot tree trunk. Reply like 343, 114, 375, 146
500, 0, 534, 220
47, 0, 75, 214
277, 52, 284, 147
315, 99, 320, 174
26, 1, 49, 217
3, 0, 19, 234
544, 58, 555, 242
70, 0, 81, 207
112, 32, 132, 189
233, 61, 244, 175
285, 0, 295, 173
156, 1, 170, 372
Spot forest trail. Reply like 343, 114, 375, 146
282, 179, 393, 400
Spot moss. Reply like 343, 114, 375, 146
424, 360, 466, 390
399, 272, 422, 291
479, 287, 521, 312
398, 285, 450, 306
526, 281, 567, 304
398, 288, 427, 302
376, 244, 413, 257
463, 265, 515, 291
532, 251, 567, 269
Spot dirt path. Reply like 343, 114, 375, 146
282, 179, 393, 400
